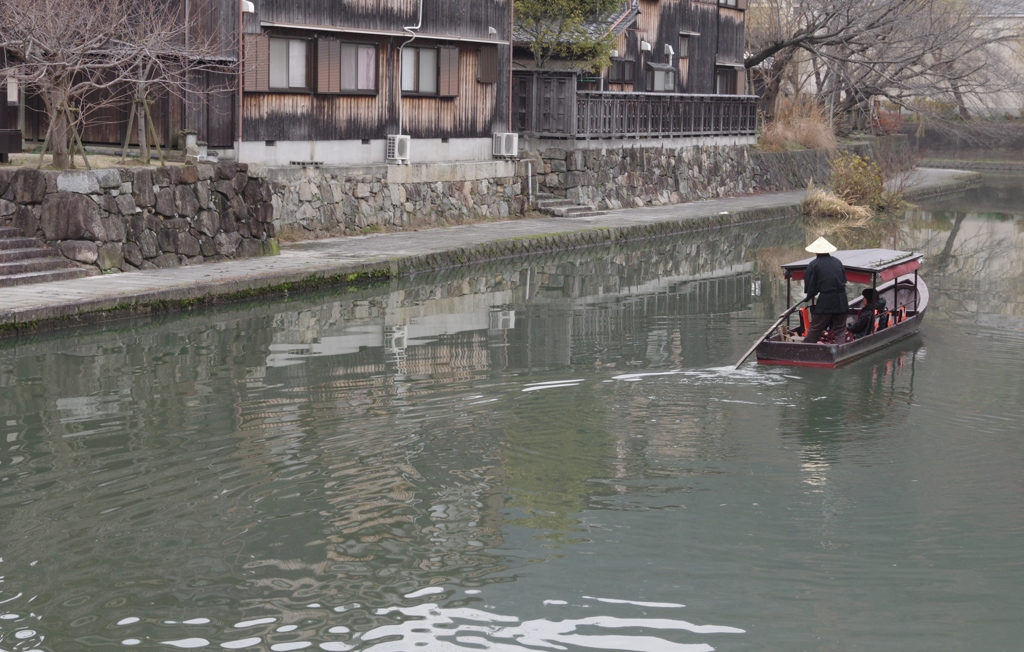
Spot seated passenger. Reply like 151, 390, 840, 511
849, 288, 886, 338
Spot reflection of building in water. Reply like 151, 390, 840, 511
0, 222, 803, 641
246, 228, 792, 571
266, 244, 761, 374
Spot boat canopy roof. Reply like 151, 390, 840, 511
783, 249, 922, 284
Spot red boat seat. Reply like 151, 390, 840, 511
798, 307, 811, 336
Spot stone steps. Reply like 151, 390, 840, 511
0, 227, 94, 287
535, 193, 605, 218
0, 268, 94, 287
0, 247, 62, 263
0, 236, 44, 251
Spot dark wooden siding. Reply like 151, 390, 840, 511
187, 0, 240, 59
717, 8, 745, 66
17, 0, 238, 149
243, 39, 510, 141
687, 2, 720, 94
256, 0, 510, 41
602, 0, 742, 95
187, 71, 237, 147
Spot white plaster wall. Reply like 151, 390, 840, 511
238, 138, 494, 166
520, 135, 757, 153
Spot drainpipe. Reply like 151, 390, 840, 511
508, 0, 514, 132
237, 0, 244, 155
527, 160, 533, 206
398, 0, 425, 136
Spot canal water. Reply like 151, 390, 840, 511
1, 176, 1022, 651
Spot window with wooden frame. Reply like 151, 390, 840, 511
478, 46, 498, 84
719, 0, 747, 8
269, 37, 310, 90
318, 39, 377, 94
677, 35, 690, 59
646, 63, 676, 92
243, 34, 308, 93
716, 68, 738, 94
401, 45, 459, 96
608, 58, 635, 84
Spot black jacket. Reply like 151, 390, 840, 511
850, 297, 886, 335
804, 254, 849, 314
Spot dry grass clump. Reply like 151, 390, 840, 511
803, 180, 873, 221
760, 99, 838, 151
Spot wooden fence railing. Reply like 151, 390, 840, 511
575, 92, 758, 139
511, 71, 758, 139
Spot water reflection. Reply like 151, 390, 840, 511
2, 187, 1024, 651
905, 176, 1024, 331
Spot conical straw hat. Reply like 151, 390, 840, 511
805, 237, 837, 254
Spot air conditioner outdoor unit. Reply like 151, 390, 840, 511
384, 325, 407, 353
386, 134, 411, 164
492, 132, 518, 158
489, 310, 516, 331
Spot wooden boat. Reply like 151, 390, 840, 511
754, 249, 928, 368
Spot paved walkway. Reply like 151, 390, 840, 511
0, 168, 977, 334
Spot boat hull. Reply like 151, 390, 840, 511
755, 277, 928, 369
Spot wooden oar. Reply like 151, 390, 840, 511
734, 298, 807, 369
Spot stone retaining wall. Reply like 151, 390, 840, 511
259, 161, 527, 241
0, 163, 277, 273
522, 136, 910, 210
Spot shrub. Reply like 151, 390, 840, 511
803, 181, 873, 221
760, 98, 838, 151
829, 151, 885, 208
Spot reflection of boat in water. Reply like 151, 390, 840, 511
756, 249, 929, 368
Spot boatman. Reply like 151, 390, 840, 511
802, 237, 849, 344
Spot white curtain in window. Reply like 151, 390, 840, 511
269, 38, 288, 89
289, 40, 307, 88
341, 43, 358, 90
357, 46, 376, 90
401, 48, 417, 91
418, 48, 437, 94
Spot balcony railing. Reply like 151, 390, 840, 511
575, 92, 757, 139
511, 71, 758, 140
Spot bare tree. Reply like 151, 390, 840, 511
745, 0, 1024, 130
0, 0, 232, 170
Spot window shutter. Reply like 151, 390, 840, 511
477, 46, 498, 84
438, 46, 460, 97
318, 39, 341, 94
244, 34, 270, 92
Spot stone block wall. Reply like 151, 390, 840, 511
524, 145, 758, 209
0, 163, 277, 273
521, 137, 908, 211
259, 162, 528, 240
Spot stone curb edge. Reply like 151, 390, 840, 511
903, 171, 982, 202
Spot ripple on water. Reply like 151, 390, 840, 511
5, 591, 743, 652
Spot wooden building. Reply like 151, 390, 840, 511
2, 1, 239, 155
510, 0, 755, 141
514, 0, 748, 96
3, 0, 513, 167
238, 0, 513, 165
